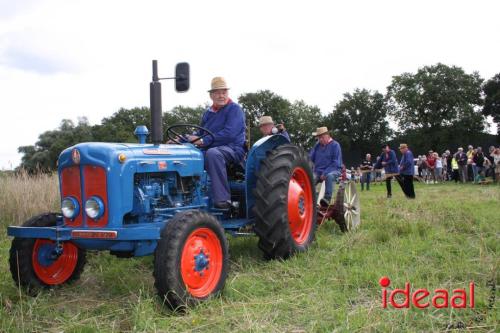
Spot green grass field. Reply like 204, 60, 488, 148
0, 176, 498, 332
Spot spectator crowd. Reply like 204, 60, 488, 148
413, 145, 500, 184
353, 145, 500, 189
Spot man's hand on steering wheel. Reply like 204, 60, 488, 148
186, 135, 203, 147
166, 124, 215, 148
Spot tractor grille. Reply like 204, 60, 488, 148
61, 165, 108, 227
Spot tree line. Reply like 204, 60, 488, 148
19, 63, 500, 172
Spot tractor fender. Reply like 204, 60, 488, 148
245, 134, 290, 219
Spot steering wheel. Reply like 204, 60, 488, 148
166, 124, 215, 147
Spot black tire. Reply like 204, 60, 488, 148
153, 210, 229, 310
9, 213, 87, 295
253, 144, 317, 259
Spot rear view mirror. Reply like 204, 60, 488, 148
175, 63, 190, 92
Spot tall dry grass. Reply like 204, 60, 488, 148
0, 170, 59, 226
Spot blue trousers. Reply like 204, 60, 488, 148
204, 146, 240, 203
361, 172, 371, 190
316, 171, 340, 200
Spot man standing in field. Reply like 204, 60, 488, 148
455, 147, 468, 183
398, 143, 416, 198
375, 144, 399, 198
426, 150, 436, 184
309, 127, 343, 207
466, 145, 474, 182
359, 153, 373, 191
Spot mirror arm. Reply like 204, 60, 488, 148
152, 60, 181, 82
157, 76, 178, 80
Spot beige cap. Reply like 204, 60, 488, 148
259, 116, 274, 127
399, 143, 408, 149
312, 126, 329, 136
208, 77, 229, 92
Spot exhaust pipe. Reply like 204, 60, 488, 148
150, 60, 163, 145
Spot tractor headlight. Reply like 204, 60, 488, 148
61, 197, 80, 219
85, 196, 105, 220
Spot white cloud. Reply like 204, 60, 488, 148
0, 0, 499, 169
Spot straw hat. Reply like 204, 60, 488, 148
399, 143, 408, 150
208, 77, 229, 92
312, 126, 329, 136
259, 116, 274, 127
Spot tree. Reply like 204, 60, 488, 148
386, 63, 485, 151
238, 90, 322, 149
482, 73, 500, 133
325, 89, 392, 165
287, 100, 324, 149
238, 90, 292, 146
163, 105, 205, 129
19, 118, 93, 172
92, 107, 150, 143
18, 106, 208, 172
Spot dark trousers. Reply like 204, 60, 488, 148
399, 175, 415, 198
387, 175, 415, 198
458, 165, 467, 183
204, 146, 240, 203
386, 177, 393, 196
452, 169, 459, 183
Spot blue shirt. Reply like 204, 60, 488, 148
198, 101, 246, 160
376, 150, 399, 174
309, 139, 342, 176
399, 150, 415, 175
267, 130, 290, 141
281, 130, 291, 142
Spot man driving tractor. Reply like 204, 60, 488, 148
187, 77, 246, 209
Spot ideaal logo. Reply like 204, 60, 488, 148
379, 276, 475, 309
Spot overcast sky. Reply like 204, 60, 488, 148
1, 0, 499, 169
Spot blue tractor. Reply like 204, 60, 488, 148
8, 61, 317, 309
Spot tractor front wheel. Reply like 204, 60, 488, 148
154, 210, 229, 310
253, 144, 317, 259
9, 213, 87, 295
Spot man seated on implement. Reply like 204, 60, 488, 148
309, 126, 343, 207
187, 77, 246, 209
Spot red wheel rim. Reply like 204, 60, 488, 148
180, 228, 223, 298
32, 239, 79, 285
287, 167, 314, 245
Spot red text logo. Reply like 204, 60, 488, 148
380, 276, 474, 309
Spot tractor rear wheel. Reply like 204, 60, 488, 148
253, 144, 317, 259
9, 213, 87, 295
154, 210, 229, 310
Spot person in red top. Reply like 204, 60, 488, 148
426, 150, 436, 184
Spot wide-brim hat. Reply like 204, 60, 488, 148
259, 116, 274, 127
208, 77, 230, 92
312, 126, 329, 136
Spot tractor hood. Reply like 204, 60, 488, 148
58, 142, 204, 177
